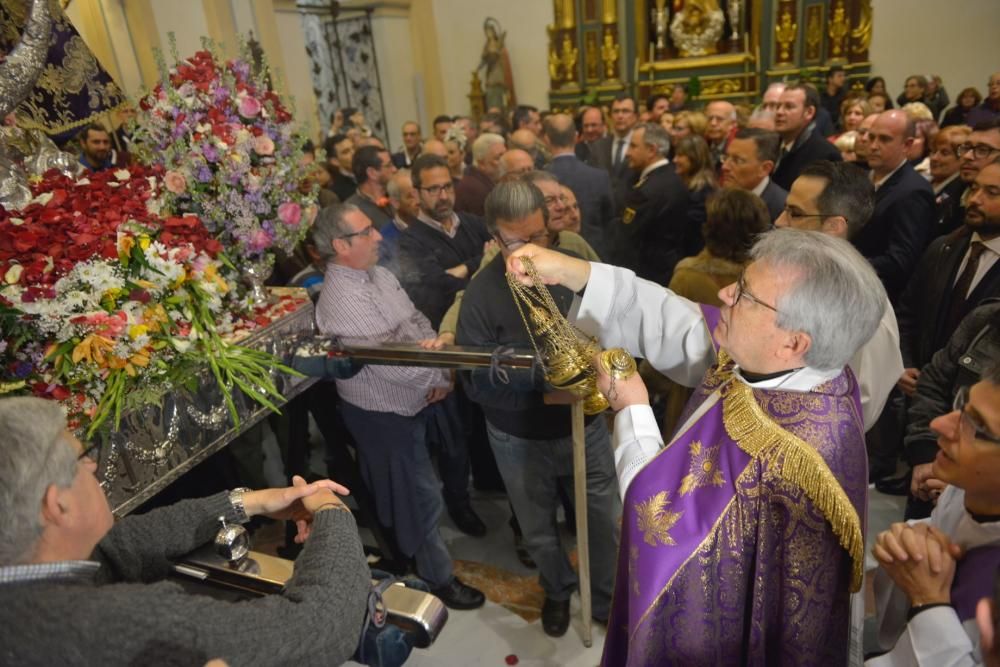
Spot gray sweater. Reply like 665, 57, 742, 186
0, 492, 371, 666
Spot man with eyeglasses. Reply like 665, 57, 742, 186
774, 160, 903, 436
0, 396, 373, 665
720, 127, 787, 222
955, 119, 1000, 221
455, 180, 621, 638
867, 362, 1000, 666
506, 229, 886, 664
314, 203, 487, 610
930, 126, 972, 237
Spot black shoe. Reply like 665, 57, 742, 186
875, 474, 911, 496
513, 534, 537, 569
447, 502, 487, 537
541, 597, 571, 637
430, 577, 486, 610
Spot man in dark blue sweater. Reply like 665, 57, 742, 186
456, 179, 620, 638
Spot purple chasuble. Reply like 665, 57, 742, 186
602, 306, 867, 667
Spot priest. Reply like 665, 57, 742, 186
507, 229, 886, 665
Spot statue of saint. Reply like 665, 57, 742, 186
478, 18, 516, 113
669, 0, 725, 57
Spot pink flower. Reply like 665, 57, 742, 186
278, 202, 302, 227
164, 170, 187, 194
239, 96, 262, 118
253, 135, 275, 156
248, 229, 271, 253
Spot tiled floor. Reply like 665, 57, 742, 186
259, 425, 909, 666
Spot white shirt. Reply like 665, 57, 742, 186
867, 485, 1000, 666
572, 263, 898, 495
752, 175, 771, 197
872, 159, 908, 191
953, 233, 1000, 298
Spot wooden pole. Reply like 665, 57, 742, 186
571, 401, 593, 647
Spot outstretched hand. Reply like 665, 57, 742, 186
506, 244, 591, 292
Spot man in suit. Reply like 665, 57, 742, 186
852, 110, 935, 303
720, 127, 787, 222
324, 134, 357, 202
455, 133, 506, 216
704, 100, 737, 167
391, 121, 422, 169
615, 122, 691, 285
543, 113, 614, 259
585, 94, 638, 213
941, 119, 1000, 237
772, 84, 843, 190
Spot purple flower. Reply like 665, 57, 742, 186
203, 143, 219, 162
197, 166, 213, 183
13, 360, 33, 379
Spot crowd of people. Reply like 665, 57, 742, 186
5, 68, 1000, 666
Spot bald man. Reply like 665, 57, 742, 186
420, 139, 448, 159
704, 100, 736, 165
543, 113, 613, 259
499, 148, 535, 178
851, 109, 935, 302
510, 128, 546, 169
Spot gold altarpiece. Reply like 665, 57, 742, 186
547, 0, 873, 109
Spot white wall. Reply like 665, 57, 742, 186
272, 7, 322, 136
150, 0, 209, 63
370, 11, 421, 152
429, 0, 554, 115
870, 0, 1000, 102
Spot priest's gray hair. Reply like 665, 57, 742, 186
484, 179, 547, 235
751, 229, 886, 371
312, 203, 362, 261
472, 133, 505, 163
0, 397, 78, 566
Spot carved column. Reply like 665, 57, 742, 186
547, 0, 564, 91
827, 0, 849, 62
848, 0, 872, 63
773, 0, 798, 67
600, 0, 621, 84
558, 0, 580, 92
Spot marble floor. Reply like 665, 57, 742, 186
259, 425, 908, 666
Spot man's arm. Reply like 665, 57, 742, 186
398, 232, 467, 315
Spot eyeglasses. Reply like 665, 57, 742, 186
495, 230, 549, 251
780, 207, 837, 221
954, 385, 1000, 444
419, 182, 454, 197
957, 143, 1000, 160
733, 270, 778, 313
337, 224, 377, 240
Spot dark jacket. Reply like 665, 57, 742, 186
547, 153, 614, 260
615, 162, 691, 286
771, 126, 843, 191
391, 149, 417, 169
904, 299, 1000, 466
329, 170, 357, 202
454, 165, 495, 217
397, 213, 492, 329
933, 177, 967, 238
897, 228, 1000, 370
346, 192, 394, 231
584, 134, 637, 213
759, 179, 788, 223
852, 161, 935, 302
456, 250, 597, 440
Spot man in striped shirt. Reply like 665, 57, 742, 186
314, 203, 485, 610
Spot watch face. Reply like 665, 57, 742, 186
215, 524, 250, 563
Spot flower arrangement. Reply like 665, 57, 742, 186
130, 39, 317, 266
0, 166, 294, 436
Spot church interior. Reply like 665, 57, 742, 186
2, 0, 1000, 665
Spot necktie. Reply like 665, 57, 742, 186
614, 139, 626, 169
944, 240, 986, 335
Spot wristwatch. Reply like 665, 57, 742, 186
228, 487, 251, 524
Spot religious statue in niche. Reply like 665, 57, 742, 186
478, 18, 516, 113
669, 0, 725, 57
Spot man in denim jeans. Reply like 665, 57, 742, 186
456, 179, 621, 637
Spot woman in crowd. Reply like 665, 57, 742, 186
672, 134, 717, 256
865, 76, 894, 108
645, 188, 770, 438
668, 110, 707, 146
833, 96, 872, 139
868, 92, 890, 114
834, 130, 859, 162
443, 126, 467, 185
908, 118, 939, 179
941, 86, 983, 128
897, 74, 929, 108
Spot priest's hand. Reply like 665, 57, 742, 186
592, 352, 650, 411
507, 244, 591, 292
873, 523, 961, 606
